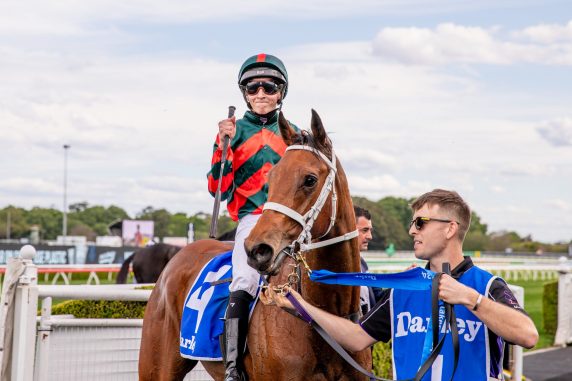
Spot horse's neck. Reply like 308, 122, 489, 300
303, 221, 361, 316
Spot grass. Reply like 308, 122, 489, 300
506, 279, 556, 350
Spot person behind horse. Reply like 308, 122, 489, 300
354, 205, 383, 315
207, 53, 298, 381
263, 189, 538, 380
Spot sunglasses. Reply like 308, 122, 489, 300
245, 81, 281, 95
409, 216, 457, 231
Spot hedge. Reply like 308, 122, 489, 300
51, 300, 146, 319
50, 297, 394, 373
543, 281, 558, 334
373, 341, 393, 377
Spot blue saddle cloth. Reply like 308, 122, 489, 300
179, 251, 258, 361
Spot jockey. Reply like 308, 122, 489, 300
207, 53, 298, 381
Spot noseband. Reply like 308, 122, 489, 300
262, 144, 358, 277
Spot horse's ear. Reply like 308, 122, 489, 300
278, 112, 295, 146
310, 109, 328, 146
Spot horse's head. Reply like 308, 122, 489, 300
245, 109, 350, 275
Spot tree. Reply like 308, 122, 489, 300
0, 206, 29, 239
26, 207, 63, 240
463, 212, 490, 251
136, 207, 171, 239
352, 196, 412, 250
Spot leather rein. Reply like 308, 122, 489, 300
261, 143, 459, 381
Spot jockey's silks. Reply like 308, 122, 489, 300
207, 111, 298, 221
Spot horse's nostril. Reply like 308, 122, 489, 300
249, 243, 273, 265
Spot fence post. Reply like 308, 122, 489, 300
554, 272, 572, 346
508, 284, 524, 381
11, 245, 39, 381
34, 297, 52, 381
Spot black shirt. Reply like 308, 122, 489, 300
359, 257, 527, 365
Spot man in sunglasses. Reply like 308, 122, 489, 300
262, 189, 538, 380
207, 53, 298, 381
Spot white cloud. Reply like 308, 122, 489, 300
347, 174, 401, 197
545, 199, 572, 212
371, 21, 572, 66
337, 148, 399, 171
519, 20, 572, 44
536, 117, 572, 146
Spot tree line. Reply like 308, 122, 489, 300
0, 197, 569, 253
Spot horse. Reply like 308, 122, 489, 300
116, 228, 237, 284
139, 110, 371, 380
116, 243, 181, 284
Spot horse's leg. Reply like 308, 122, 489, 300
139, 281, 196, 380
201, 360, 225, 380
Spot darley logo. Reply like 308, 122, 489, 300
395, 311, 483, 342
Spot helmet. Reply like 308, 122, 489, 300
238, 53, 288, 102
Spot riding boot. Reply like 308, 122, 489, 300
222, 290, 252, 381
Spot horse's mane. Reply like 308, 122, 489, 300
291, 130, 333, 160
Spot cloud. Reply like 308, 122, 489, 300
536, 117, 572, 146
371, 21, 572, 66
545, 199, 571, 212
519, 20, 572, 44
337, 148, 398, 171
347, 174, 401, 197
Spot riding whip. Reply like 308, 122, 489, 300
209, 105, 236, 238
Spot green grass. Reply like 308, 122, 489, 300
507, 279, 555, 350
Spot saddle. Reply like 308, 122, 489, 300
179, 250, 260, 361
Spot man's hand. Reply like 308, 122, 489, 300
218, 116, 236, 145
438, 274, 479, 307
260, 286, 296, 312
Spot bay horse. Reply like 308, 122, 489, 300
139, 110, 371, 380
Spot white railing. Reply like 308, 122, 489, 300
0, 246, 212, 381
2, 246, 568, 380
554, 272, 572, 346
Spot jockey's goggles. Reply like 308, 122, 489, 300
409, 216, 458, 231
245, 80, 281, 95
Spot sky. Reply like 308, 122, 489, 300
0, 1, 571, 243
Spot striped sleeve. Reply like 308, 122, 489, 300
207, 134, 234, 201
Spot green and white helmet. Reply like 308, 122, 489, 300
238, 53, 288, 106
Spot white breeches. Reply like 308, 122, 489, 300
229, 213, 262, 298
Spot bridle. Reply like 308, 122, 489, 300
261, 143, 460, 381
261, 144, 358, 290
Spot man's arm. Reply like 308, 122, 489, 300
438, 274, 539, 349
261, 287, 377, 352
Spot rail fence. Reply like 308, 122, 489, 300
0, 246, 212, 381
1, 246, 571, 380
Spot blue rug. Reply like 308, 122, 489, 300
180, 251, 258, 361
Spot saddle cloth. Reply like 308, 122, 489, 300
179, 251, 259, 361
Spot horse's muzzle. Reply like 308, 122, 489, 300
247, 243, 275, 274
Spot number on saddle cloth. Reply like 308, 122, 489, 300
179, 250, 261, 361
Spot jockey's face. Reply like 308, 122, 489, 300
245, 77, 282, 115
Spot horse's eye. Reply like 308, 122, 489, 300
303, 175, 318, 188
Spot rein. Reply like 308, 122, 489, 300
261, 142, 459, 380
284, 264, 459, 381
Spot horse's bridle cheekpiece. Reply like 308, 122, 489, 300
262, 144, 459, 381
262, 144, 358, 286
